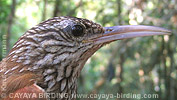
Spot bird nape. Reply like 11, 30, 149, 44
0, 16, 171, 100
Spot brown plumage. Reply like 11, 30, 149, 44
0, 16, 171, 100
4, 84, 46, 100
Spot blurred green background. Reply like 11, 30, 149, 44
0, 0, 176, 100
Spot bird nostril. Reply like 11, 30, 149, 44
106, 29, 113, 32
104, 27, 113, 32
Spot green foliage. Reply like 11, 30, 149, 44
0, 0, 11, 60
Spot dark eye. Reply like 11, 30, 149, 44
71, 25, 84, 37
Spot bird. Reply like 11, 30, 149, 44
0, 16, 171, 100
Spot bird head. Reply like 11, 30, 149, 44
8, 16, 171, 74
25, 16, 170, 66
4, 16, 171, 94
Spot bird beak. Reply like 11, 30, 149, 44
92, 25, 171, 44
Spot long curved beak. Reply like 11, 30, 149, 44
93, 25, 171, 44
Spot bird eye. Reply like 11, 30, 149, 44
71, 25, 84, 37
